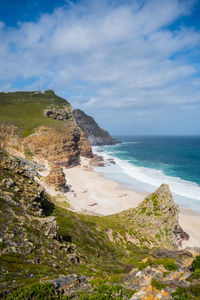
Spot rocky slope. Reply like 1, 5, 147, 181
0, 147, 199, 299
0, 90, 93, 167
73, 109, 117, 145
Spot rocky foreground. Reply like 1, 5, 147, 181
0, 148, 200, 299
0, 90, 200, 299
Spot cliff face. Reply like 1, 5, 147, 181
0, 90, 93, 167
73, 109, 117, 146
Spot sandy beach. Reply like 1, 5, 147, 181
39, 156, 200, 249
63, 158, 148, 215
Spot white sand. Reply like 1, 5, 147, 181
179, 208, 200, 248
37, 156, 200, 248
63, 157, 147, 215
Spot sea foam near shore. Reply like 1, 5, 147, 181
93, 144, 200, 212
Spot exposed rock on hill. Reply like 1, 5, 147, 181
44, 105, 72, 121
73, 109, 117, 145
103, 184, 189, 250
23, 126, 93, 167
45, 165, 67, 192
133, 184, 189, 248
0, 91, 93, 167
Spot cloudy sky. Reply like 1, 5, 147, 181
0, 0, 200, 135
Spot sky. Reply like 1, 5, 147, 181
0, 0, 200, 135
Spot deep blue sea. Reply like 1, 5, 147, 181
93, 136, 200, 212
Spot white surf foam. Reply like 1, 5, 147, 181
121, 141, 140, 145
93, 146, 200, 203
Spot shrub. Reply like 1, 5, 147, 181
154, 257, 178, 271
78, 284, 135, 299
172, 284, 200, 300
5, 282, 56, 300
193, 268, 200, 279
151, 278, 166, 291
192, 255, 200, 271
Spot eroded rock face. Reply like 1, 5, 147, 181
23, 126, 93, 167
73, 109, 117, 146
45, 165, 67, 192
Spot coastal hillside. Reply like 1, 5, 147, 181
73, 109, 117, 145
0, 91, 200, 299
0, 147, 200, 299
0, 90, 92, 167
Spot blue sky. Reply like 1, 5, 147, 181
0, 0, 200, 135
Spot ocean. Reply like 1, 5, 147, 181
93, 136, 200, 213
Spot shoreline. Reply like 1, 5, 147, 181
37, 155, 200, 249
63, 157, 148, 216
62, 157, 200, 249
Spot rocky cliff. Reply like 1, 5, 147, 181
73, 109, 117, 146
0, 90, 93, 167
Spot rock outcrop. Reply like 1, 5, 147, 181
73, 109, 117, 146
45, 165, 67, 192
125, 184, 189, 249
105, 184, 189, 250
135, 184, 189, 248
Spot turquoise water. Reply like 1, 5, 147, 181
93, 136, 200, 212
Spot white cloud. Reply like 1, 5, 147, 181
0, 0, 200, 131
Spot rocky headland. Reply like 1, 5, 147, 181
73, 108, 117, 145
0, 90, 200, 299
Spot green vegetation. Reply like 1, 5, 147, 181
152, 193, 159, 212
193, 269, 200, 279
192, 255, 200, 279
136, 257, 178, 271
5, 282, 135, 300
5, 282, 58, 300
153, 257, 178, 271
151, 278, 167, 290
0, 91, 71, 136
172, 284, 200, 300
24, 148, 34, 159
78, 284, 135, 299
54, 207, 126, 275
192, 255, 200, 270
